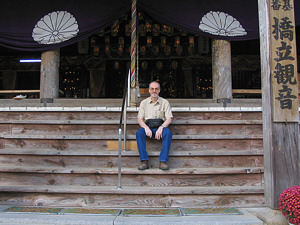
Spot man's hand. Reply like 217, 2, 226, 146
155, 126, 163, 140
138, 117, 152, 138
144, 126, 152, 138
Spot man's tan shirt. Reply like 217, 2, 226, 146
138, 97, 173, 122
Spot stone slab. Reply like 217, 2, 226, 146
0, 206, 264, 225
115, 209, 263, 225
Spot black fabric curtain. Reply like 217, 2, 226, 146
0, 0, 130, 51
0, 0, 299, 51
139, 0, 260, 41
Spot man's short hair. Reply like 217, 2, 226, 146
149, 81, 160, 89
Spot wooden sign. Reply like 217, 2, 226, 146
269, 0, 298, 122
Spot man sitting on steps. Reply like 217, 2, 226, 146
136, 81, 173, 170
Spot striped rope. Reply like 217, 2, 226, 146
130, 0, 137, 87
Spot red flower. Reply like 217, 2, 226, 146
279, 186, 300, 225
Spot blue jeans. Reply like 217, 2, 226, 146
136, 127, 172, 162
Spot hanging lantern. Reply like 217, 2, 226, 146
118, 37, 124, 56
188, 46, 194, 55
111, 20, 119, 36
138, 12, 144, 20
189, 36, 195, 46
125, 23, 131, 36
113, 61, 120, 70
171, 61, 178, 70
138, 24, 146, 36
118, 46, 123, 56
105, 45, 111, 56
176, 46, 183, 56
174, 36, 180, 47
161, 36, 166, 47
152, 24, 160, 36
156, 61, 163, 71
93, 45, 100, 56
98, 29, 105, 36
188, 36, 195, 55
90, 36, 97, 46
152, 45, 160, 56
141, 61, 148, 70
145, 21, 152, 33
118, 37, 124, 47
164, 45, 171, 56
162, 25, 173, 34
140, 45, 146, 56
147, 36, 152, 47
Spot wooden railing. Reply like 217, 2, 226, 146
0, 90, 40, 94
232, 89, 262, 94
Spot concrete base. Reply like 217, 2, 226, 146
0, 206, 264, 225
246, 207, 289, 225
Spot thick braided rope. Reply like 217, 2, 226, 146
130, 0, 137, 87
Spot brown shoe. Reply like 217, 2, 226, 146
138, 160, 149, 170
159, 161, 169, 170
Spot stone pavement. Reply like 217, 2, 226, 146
0, 205, 271, 225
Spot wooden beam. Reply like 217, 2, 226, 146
0, 90, 40, 94
258, 0, 300, 209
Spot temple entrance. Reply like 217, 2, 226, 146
0, 11, 261, 100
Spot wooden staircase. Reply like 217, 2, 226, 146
0, 108, 264, 208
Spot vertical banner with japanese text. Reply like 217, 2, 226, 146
270, 0, 298, 122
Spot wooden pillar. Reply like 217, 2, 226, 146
212, 39, 232, 105
40, 48, 60, 103
258, 0, 300, 209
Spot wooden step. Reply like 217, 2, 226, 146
3, 134, 263, 140
0, 155, 263, 168
0, 148, 263, 156
6, 123, 263, 136
0, 109, 264, 208
0, 165, 263, 174
0, 185, 265, 208
1, 119, 263, 125
2, 138, 262, 152
0, 185, 264, 195
0, 172, 263, 187
0, 111, 262, 121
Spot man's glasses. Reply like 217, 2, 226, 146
149, 87, 160, 91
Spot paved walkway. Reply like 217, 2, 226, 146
0, 205, 265, 225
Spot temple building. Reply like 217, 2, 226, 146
0, 1, 299, 219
